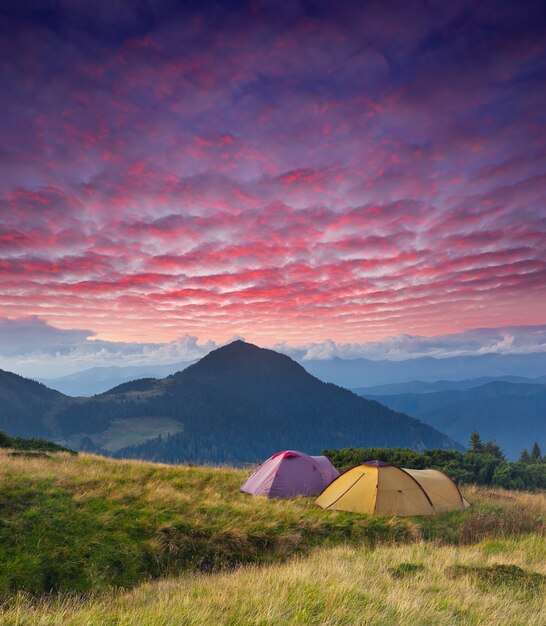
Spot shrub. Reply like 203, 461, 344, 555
323, 447, 546, 490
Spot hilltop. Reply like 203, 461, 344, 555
0, 341, 459, 462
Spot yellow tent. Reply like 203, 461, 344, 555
315, 460, 469, 516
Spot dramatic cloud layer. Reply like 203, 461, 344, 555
1, 1, 545, 347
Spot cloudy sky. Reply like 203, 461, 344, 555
1, 317, 545, 378
1, 0, 545, 375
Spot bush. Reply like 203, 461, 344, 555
0, 430, 75, 454
492, 462, 546, 490
323, 447, 546, 490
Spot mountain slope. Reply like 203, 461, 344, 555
358, 381, 546, 459
105, 341, 460, 462
0, 369, 65, 438
0, 341, 460, 462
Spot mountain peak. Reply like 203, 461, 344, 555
178, 339, 305, 382
199, 339, 281, 359
0, 344, 462, 459
218, 339, 260, 353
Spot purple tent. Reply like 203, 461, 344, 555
240, 450, 340, 498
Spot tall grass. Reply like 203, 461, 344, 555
2, 536, 545, 625
0, 450, 544, 598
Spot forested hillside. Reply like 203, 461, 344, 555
358, 381, 546, 459
0, 342, 459, 463
0, 369, 65, 438
109, 341, 459, 462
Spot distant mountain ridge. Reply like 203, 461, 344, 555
357, 380, 546, 459
0, 341, 459, 463
354, 375, 546, 396
39, 360, 195, 396
304, 352, 546, 388
35, 350, 546, 397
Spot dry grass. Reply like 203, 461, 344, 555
1, 450, 545, 624
2, 536, 545, 625
0, 451, 419, 595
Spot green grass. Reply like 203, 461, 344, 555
0, 450, 544, 599
84, 416, 184, 452
2, 538, 545, 625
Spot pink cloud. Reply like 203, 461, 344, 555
0, 1, 544, 344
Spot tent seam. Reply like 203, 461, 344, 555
396, 467, 435, 511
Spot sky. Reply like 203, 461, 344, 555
1, 0, 546, 375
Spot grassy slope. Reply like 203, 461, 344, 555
4, 537, 545, 625
0, 451, 416, 595
0, 451, 544, 624
82, 416, 184, 452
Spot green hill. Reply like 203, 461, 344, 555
0, 449, 544, 599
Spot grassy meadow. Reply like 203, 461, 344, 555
0, 450, 545, 624
3, 537, 545, 625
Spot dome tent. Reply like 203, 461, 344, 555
240, 450, 340, 498
315, 460, 469, 516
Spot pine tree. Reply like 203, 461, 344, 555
530, 442, 542, 462
519, 448, 531, 464
468, 431, 484, 453
482, 440, 505, 459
